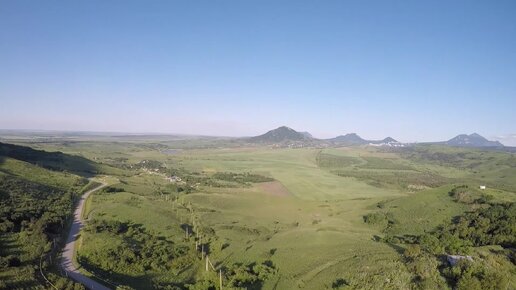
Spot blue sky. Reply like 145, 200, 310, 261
1, 1, 515, 143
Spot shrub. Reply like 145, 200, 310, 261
403, 244, 421, 260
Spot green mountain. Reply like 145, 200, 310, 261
328, 133, 367, 145
248, 126, 312, 143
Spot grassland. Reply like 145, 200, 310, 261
1, 137, 515, 289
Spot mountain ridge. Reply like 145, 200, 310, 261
445, 133, 503, 148
327, 133, 399, 145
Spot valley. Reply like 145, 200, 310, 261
1, 128, 514, 289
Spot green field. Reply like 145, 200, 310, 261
1, 138, 515, 289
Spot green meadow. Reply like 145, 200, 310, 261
1, 138, 515, 289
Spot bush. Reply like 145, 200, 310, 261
418, 234, 443, 255
225, 260, 277, 288
332, 278, 350, 289
0, 255, 20, 267
403, 244, 421, 260
442, 259, 509, 290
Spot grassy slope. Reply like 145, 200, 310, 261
376, 185, 468, 236
0, 157, 85, 289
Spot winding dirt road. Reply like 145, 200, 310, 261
60, 182, 111, 290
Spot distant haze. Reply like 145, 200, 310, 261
1, 1, 515, 143
493, 135, 516, 147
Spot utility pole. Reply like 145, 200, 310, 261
219, 269, 223, 290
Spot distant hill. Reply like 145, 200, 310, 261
380, 137, 397, 143
328, 133, 367, 145
248, 126, 312, 143
446, 133, 504, 148
327, 134, 400, 146
300, 131, 313, 139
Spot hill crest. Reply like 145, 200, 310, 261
248, 126, 311, 143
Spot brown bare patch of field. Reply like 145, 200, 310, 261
257, 181, 291, 197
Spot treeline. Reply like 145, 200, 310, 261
337, 170, 447, 190
383, 202, 515, 256
167, 170, 274, 190
211, 172, 274, 184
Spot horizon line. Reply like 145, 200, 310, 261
0, 126, 506, 145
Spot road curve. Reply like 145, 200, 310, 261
60, 181, 111, 290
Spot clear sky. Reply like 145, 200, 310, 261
1, 1, 515, 144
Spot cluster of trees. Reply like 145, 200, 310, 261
46, 272, 86, 290
167, 170, 274, 190
396, 147, 482, 169
82, 219, 279, 289
0, 176, 84, 258
335, 170, 447, 190
132, 159, 167, 172
363, 212, 397, 230
401, 242, 510, 290
82, 219, 195, 275
442, 202, 515, 248
448, 185, 492, 204
441, 259, 509, 290
211, 172, 274, 184
224, 260, 277, 288
104, 186, 125, 193
380, 201, 515, 289
182, 260, 277, 290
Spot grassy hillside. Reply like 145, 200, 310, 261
0, 143, 98, 289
